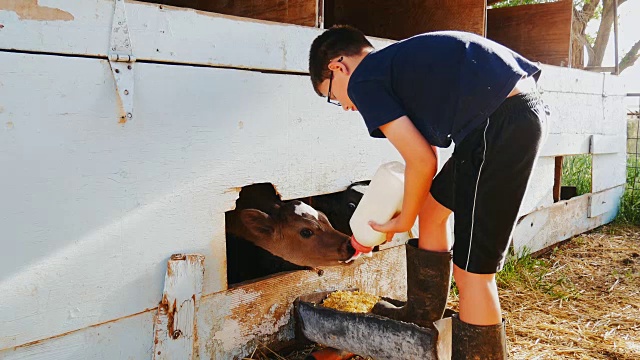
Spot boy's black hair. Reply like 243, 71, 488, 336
309, 25, 373, 96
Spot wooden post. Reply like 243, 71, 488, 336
153, 254, 205, 360
554, 156, 563, 202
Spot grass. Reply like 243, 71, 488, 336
497, 248, 580, 301
617, 156, 640, 224
561, 154, 593, 197
449, 247, 579, 304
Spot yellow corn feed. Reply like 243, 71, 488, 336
321, 290, 381, 313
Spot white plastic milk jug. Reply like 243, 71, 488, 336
348, 161, 405, 261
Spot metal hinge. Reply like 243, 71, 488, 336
109, 0, 135, 121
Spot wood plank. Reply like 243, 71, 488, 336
603, 71, 629, 96
198, 246, 407, 359
592, 152, 627, 193
553, 156, 563, 202
519, 157, 555, 217
153, 254, 205, 360
537, 65, 605, 95
1, 310, 156, 359
487, 0, 573, 66
0, 0, 625, 94
539, 134, 626, 157
539, 134, 592, 157
589, 185, 625, 218
150, 0, 319, 26
540, 93, 616, 136
1, 247, 405, 359
0, 51, 406, 349
0, 0, 392, 74
512, 186, 622, 255
590, 135, 627, 154
326, 0, 486, 40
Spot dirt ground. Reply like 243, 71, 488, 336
254, 223, 639, 360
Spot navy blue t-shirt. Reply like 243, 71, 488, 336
347, 31, 541, 147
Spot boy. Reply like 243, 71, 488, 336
309, 26, 548, 359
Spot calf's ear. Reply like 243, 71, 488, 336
240, 209, 275, 237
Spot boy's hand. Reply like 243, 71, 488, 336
369, 214, 414, 243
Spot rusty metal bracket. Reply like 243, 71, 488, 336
109, 0, 135, 121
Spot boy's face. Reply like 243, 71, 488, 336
318, 58, 358, 112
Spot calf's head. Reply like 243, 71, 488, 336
238, 200, 355, 267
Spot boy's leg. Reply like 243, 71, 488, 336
371, 187, 453, 327
418, 193, 452, 252
453, 265, 501, 325
449, 93, 547, 359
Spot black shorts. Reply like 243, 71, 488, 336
431, 93, 549, 274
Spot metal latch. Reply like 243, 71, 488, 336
109, 0, 135, 121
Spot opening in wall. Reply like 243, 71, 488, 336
554, 154, 593, 201
225, 182, 369, 287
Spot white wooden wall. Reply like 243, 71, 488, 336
0, 1, 627, 359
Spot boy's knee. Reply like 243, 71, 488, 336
420, 194, 451, 224
453, 264, 496, 290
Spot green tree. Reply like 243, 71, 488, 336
490, 0, 640, 73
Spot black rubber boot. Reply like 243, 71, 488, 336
371, 239, 452, 328
452, 313, 507, 360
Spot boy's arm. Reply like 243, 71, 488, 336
369, 115, 437, 238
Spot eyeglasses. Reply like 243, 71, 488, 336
327, 57, 343, 106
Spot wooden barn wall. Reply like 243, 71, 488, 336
487, 0, 573, 67
0, 1, 627, 358
147, 0, 320, 27
324, 0, 486, 40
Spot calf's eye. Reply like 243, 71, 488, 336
300, 229, 314, 238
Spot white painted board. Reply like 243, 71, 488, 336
198, 246, 407, 360
589, 186, 625, 218
512, 186, 622, 255
153, 254, 205, 360
0, 0, 393, 74
540, 93, 609, 135
0, 0, 623, 97
590, 135, 627, 154
539, 134, 626, 157
539, 133, 591, 157
592, 152, 627, 193
519, 156, 555, 216
0, 246, 406, 359
1, 310, 156, 360
537, 65, 604, 95
0, 51, 403, 349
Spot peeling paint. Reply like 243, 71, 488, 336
0, 0, 74, 21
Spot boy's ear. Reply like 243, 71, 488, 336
328, 60, 349, 75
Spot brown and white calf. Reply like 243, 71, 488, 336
225, 185, 356, 285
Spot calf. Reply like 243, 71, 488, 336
225, 184, 356, 285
